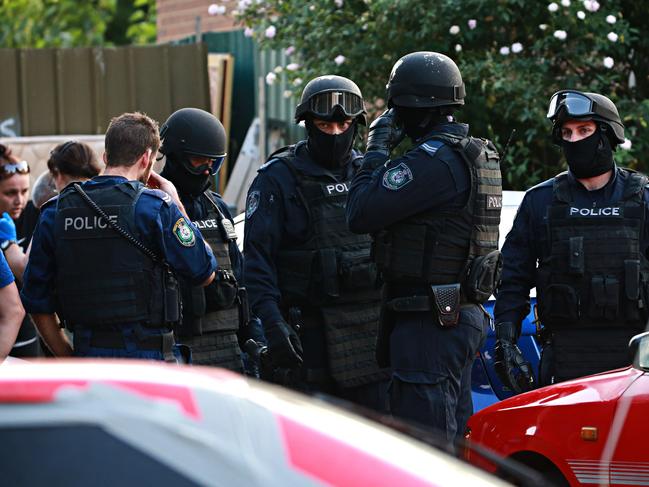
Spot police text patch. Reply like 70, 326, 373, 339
568, 207, 623, 217
487, 195, 503, 209
173, 217, 196, 247
382, 163, 413, 191
246, 190, 260, 219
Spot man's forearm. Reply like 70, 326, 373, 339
32, 313, 73, 357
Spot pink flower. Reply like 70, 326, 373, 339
265, 25, 276, 39
265, 72, 277, 85
284, 45, 295, 56
286, 63, 299, 71
334, 55, 346, 65
467, 19, 477, 30
244, 27, 254, 37
603, 57, 614, 69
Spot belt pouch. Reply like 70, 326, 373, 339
430, 283, 461, 327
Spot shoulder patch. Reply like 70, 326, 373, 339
143, 188, 173, 206
173, 217, 196, 247
246, 190, 260, 219
420, 140, 445, 157
382, 162, 414, 191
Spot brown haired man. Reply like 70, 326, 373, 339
22, 112, 217, 361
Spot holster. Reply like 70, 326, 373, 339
430, 283, 461, 327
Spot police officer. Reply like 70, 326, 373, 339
21, 112, 217, 360
494, 90, 649, 391
347, 52, 502, 443
244, 75, 390, 410
159, 108, 248, 371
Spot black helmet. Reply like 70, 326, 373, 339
386, 51, 465, 108
160, 108, 227, 174
295, 75, 366, 125
547, 90, 625, 145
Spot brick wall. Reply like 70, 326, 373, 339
157, 0, 239, 44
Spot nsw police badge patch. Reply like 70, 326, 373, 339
382, 163, 413, 191
246, 190, 260, 219
173, 217, 196, 247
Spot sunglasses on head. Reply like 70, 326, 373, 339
0, 160, 30, 177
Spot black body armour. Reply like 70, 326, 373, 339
373, 134, 502, 309
177, 191, 243, 370
273, 146, 389, 388
538, 170, 649, 328
537, 170, 649, 382
53, 182, 176, 329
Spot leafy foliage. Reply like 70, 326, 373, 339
0, 0, 156, 48
236, 0, 649, 189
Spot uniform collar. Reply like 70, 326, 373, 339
417, 122, 469, 143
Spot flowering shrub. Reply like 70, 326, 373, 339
235, 0, 649, 189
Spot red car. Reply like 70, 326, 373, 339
0, 359, 506, 486
465, 331, 649, 486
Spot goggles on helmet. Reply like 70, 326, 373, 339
547, 90, 598, 120
308, 91, 365, 119
0, 160, 30, 179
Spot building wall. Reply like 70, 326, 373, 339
157, 0, 238, 44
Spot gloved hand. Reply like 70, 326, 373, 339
494, 321, 535, 394
366, 108, 406, 156
0, 212, 17, 244
265, 320, 303, 368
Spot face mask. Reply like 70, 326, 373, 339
562, 130, 613, 179
160, 155, 210, 196
306, 120, 356, 169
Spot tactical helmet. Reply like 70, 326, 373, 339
295, 75, 366, 125
547, 90, 625, 145
386, 51, 465, 108
160, 108, 227, 174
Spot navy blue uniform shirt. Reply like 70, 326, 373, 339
22, 175, 217, 314
494, 166, 649, 331
346, 122, 471, 233
180, 191, 243, 283
244, 142, 361, 327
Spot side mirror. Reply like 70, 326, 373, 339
629, 331, 649, 371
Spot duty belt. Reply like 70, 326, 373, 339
385, 283, 472, 327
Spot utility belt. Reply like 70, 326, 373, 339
385, 283, 473, 328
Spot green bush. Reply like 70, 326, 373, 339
236, 0, 649, 190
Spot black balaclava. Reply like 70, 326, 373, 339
562, 126, 614, 179
395, 106, 453, 141
306, 118, 357, 169
160, 154, 210, 197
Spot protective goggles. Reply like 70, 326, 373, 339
184, 156, 226, 176
0, 160, 30, 178
308, 91, 365, 118
547, 91, 597, 120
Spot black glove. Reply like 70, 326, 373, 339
494, 322, 535, 394
366, 108, 406, 156
265, 320, 304, 368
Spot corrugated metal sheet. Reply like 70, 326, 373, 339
0, 44, 210, 137
177, 30, 305, 162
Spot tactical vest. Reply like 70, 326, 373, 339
373, 134, 502, 301
177, 191, 242, 370
274, 148, 379, 306
272, 146, 388, 388
53, 181, 172, 328
537, 170, 649, 330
